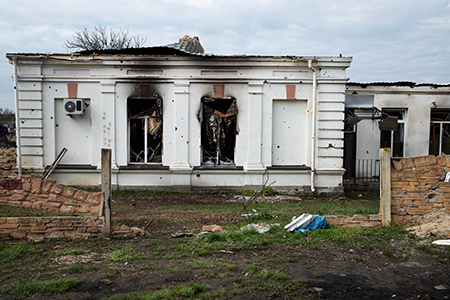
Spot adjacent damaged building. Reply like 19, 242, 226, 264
7, 36, 352, 192
344, 82, 450, 184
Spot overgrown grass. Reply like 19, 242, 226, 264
109, 283, 208, 300
68, 263, 84, 274
160, 196, 380, 227
115, 218, 135, 227
0, 242, 44, 272
108, 244, 136, 262
0, 278, 82, 296
166, 224, 412, 260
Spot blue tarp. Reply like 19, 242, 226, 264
295, 215, 326, 233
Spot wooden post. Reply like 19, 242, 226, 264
101, 148, 112, 236
380, 148, 391, 227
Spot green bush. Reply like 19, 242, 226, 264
242, 188, 256, 196
261, 187, 276, 196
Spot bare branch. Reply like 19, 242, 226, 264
64, 24, 146, 51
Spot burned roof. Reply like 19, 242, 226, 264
6, 35, 351, 62
78, 35, 204, 56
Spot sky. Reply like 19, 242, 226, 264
1, 0, 449, 111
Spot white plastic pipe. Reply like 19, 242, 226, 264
12, 57, 22, 177
308, 60, 317, 193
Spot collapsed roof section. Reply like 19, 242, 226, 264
79, 35, 204, 56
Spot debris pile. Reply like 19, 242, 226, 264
0, 147, 17, 179
407, 210, 450, 239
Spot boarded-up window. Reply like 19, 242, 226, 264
272, 100, 307, 166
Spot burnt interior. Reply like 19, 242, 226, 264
201, 96, 237, 165
128, 96, 162, 163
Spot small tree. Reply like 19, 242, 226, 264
0, 108, 14, 127
65, 24, 146, 51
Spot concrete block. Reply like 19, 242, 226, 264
360, 221, 381, 228
60, 205, 75, 213
352, 214, 370, 221
87, 193, 101, 205
414, 155, 437, 167
402, 158, 416, 169
369, 214, 382, 221
9, 193, 26, 201
31, 175, 43, 194
42, 179, 56, 193
50, 184, 64, 195
437, 154, 450, 166
73, 190, 89, 202
46, 231, 65, 238
61, 186, 77, 198
21, 177, 31, 192
392, 160, 403, 171
11, 231, 27, 239
22, 201, 33, 208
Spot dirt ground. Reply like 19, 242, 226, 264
94, 195, 448, 299
0, 146, 449, 298
1, 194, 449, 299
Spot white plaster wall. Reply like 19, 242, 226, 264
11, 54, 351, 191
347, 85, 450, 162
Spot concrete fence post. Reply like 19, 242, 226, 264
380, 148, 391, 227
101, 148, 112, 236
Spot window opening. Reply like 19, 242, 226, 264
430, 109, 450, 156
380, 109, 406, 158
128, 96, 162, 163
201, 96, 237, 165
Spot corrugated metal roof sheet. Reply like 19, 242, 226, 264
165, 35, 204, 54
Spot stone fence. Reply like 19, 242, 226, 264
2, 154, 449, 237
391, 154, 450, 225
0, 175, 144, 239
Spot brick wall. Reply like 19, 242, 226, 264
0, 174, 101, 216
0, 175, 145, 239
0, 216, 103, 239
326, 214, 382, 228
391, 154, 450, 225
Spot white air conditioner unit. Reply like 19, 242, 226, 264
63, 99, 85, 115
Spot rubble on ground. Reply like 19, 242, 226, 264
406, 210, 450, 239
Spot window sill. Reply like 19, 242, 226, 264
54, 165, 97, 170
119, 165, 169, 170
194, 165, 244, 170
267, 165, 311, 170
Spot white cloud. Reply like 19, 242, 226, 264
0, 0, 449, 110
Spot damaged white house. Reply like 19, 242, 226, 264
344, 82, 450, 184
7, 36, 352, 192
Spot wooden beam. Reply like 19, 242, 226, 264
101, 148, 112, 236
380, 148, 391, 227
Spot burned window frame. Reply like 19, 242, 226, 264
200, 96, 237, 166
127, 95, 163, 164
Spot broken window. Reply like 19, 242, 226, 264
430, 109, 450, 156
380, 109, 406, 158
128, 96, 162, 163
201, 96, 237, 165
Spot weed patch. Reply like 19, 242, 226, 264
0, 278, 82, 296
